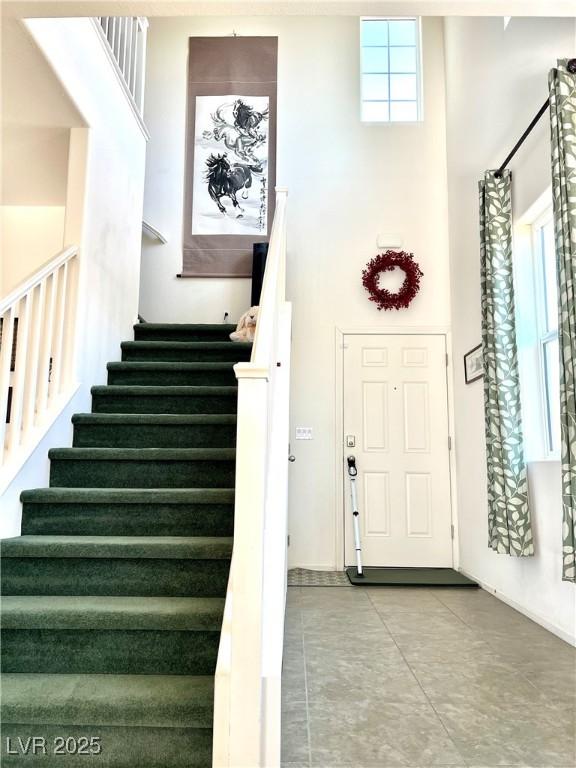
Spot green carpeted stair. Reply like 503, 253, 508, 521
1, 323, 245, 767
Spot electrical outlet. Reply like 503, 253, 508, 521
295, 427, 313, 440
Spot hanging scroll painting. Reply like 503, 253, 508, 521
182, 37, 278, 277
191, 95, 270, 236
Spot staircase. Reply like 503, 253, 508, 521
1, 323, 251, 767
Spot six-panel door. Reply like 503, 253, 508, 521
343, 334, 453, 568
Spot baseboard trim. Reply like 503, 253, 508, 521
459, 566, 576, 647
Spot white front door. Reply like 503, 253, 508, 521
343, 334, 453, 568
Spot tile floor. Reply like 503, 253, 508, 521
281, 586, 576, 768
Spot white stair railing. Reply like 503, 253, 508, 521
0, 246, 79, 486
95, 16, 148, 116
213, 188, 292, 768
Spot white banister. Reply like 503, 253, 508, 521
142, 219, 168, 244
0, 247, 79, 488
213, 189, 292, 768
94, 16, 149, 119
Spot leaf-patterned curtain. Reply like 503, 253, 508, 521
549, 59, 576, 582
480, 170, 533, 557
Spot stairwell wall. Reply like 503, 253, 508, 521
0, 18, 147, 536
140, 15, 451, 570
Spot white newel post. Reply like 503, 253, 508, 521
228, 368, 269, 767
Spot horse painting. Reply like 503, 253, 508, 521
209, 103, 267, 162
192, 95, 269, 235
205, 153, 262, 217
233, 99, 269, 139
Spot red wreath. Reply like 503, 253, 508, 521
362, 250, 423, 311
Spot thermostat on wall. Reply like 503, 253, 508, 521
377, 233, 403, 249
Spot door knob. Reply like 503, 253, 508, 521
288, 454, 296, 462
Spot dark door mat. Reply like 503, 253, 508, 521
346, 566, 478, 587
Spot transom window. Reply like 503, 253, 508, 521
360, 17, 422, 123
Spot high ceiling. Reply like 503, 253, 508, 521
2, 0, 575, 17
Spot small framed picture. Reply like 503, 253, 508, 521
464, 344, 483, 384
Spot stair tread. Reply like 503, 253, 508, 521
134, 323, 237, 332
48, 447, 236, 460
121, 341, 250, 349
1, 673, 214, 728
72, 413, 237, 424
108, 361, 236, 370
92, 385, 238, 396
1, 596, 225, 630
0, 535, 233, 559
20, 488, 235, 504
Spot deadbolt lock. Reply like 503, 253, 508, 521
346, 435, 356, 448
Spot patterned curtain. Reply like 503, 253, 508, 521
549, 59, 576, 582
480, 170, 533, 557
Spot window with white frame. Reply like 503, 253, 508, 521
514, 199, 560, 460
360, 17, 422, 123
532, 209, 560, 455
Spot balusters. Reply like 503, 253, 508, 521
109, 17, 117, 58
49, 262, 68, 404
134, 18, 148, 113
125, 18, 135, 97
0, 309, 16, 465
22, 282, 46, 435
0, 248, 79, 473
121, 17, 129, 81
95, 17, 148, 116
36, 269, 58, 418
7, 294, 32, 454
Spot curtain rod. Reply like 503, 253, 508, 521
495, 57, 576, 178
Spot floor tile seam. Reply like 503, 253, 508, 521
362, 591, 398, 640
365, 590, 470, 767
298, 599, 312, 768
423, 592, 489, 633
426, 594, 551, 687
451, 614, 565, 703
306, 764, 476, 768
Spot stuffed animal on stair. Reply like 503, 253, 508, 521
230, 306, 259, 342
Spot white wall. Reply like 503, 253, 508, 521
0, 18, 147, 536
444, 16, 576, 642
1, 21, 75, 296
1, 207, 66, 292
140, 15, 451, 569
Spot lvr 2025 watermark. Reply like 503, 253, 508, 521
5, 736, 102, 756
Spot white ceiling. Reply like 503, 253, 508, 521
2, 0, 575, 17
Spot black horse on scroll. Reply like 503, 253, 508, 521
205, 153, 263, 217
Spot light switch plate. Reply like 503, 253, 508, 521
295, 427, 313, 440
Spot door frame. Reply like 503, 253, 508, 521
334, 325, 460, 572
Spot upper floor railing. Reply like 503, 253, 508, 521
95, 16, 148, 117
0, 247, 79, 490
213, 188, 291, 768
